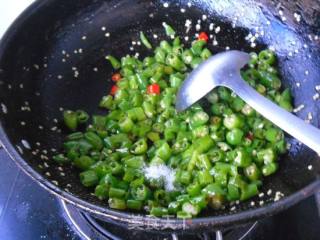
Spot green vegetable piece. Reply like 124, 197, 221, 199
140, 31, 152, 49
198, 170, 213, 186
244, 163, 261, 181
127, 107, 146, 121
63, 110, 78, 131
106, 55, 121, 69
84, 132, 103, 150
162, 22, 176, 37
99, 95, 114, 109
223, 114, 244, 129
130, 138, 148, 155
240, 183, 258, 200
95, 184, 109, 200
80, 170, 99, 187
182, 202, 200, 216
234, 148, 252, 167
191, 40, 206, 56
257, 148, 276, 164
127, 199, 143, 210
177, 211, 192, 219
108, 198, 126, 210
109, 187, 126, 198
194, 135, 214, 153
74, 155, 95, 170
262, 162, 278, 176
119, 117, 134, 133
53, 154, 69, 164
226, 128, 244, 146
150, 207, 168, 217
155, 142, 172, 161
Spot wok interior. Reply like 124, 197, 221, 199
0, 0, 319, 218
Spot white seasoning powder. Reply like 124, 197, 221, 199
144, 164, 175, 191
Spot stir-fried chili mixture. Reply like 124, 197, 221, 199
54, 24, 293, 218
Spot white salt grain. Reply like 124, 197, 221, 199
144, 164, 175, 191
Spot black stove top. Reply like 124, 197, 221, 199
1, 145, 320, 240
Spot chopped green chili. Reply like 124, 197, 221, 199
56, 24, 291, 219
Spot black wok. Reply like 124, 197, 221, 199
0, 0, 320, 233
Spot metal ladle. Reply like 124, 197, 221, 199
175, 50, 320, 153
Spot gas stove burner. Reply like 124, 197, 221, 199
61, 200, 258, 240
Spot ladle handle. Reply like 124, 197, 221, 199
227, 75, 320, 153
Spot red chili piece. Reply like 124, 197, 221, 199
112, 73, 122, 82
147, 84, 160, 95
110, 85, 118, 95
198, 32, 209, 42
246, 132, 254, 141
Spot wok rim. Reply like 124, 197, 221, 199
0, 0, 319, 231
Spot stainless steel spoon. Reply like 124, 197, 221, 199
176, 50, 320, 153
